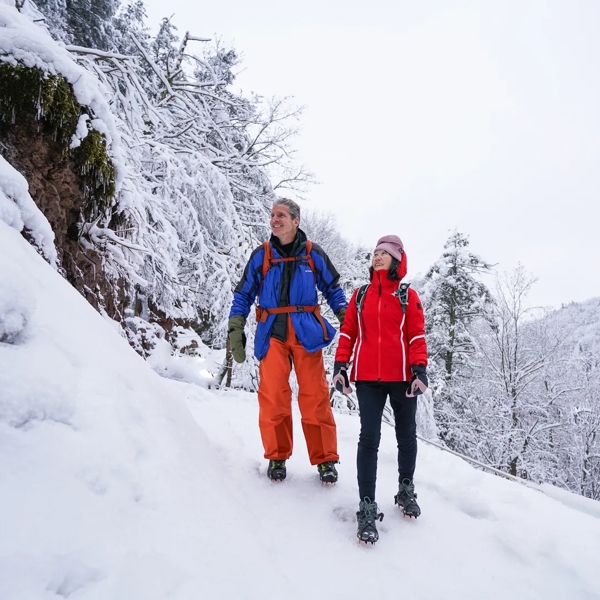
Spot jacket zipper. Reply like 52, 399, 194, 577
377, 280, 382, 381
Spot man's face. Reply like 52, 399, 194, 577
270, 204, 299, 242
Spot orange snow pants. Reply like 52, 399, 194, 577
258, 318, 339, 465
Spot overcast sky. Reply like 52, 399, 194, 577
144, 0, 600, 308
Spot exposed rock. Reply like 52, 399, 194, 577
0, 62, 125, 320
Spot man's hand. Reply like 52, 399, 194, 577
335, 308, 346, 327
406, 364, 428, 397
332, 361, 352, 395
228, 316, 247, 363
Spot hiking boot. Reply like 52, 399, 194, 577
267, 460, 286, 481
394, 478, 421, 518
356, 498, 384, 544
317, 461, 338, 484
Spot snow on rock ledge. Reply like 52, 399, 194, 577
0, 154, 57, 265
0, 2, 125, 188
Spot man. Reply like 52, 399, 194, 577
228, 198, 347, 483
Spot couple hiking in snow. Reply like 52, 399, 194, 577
228, 198, 429, 543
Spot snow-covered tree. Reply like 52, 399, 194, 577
455, 267, 569, 481
111, 1, 153, 82
538, 299, 600, 499
421, 231, 494, 445
34, 0, 120, 50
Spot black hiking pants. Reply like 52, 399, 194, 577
356, 381, 417, 502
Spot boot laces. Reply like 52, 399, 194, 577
358, 498, 383, 524
399, 478, 417, 502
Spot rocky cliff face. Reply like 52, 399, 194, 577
0, 63, 125, 321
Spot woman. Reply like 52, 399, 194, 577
332, 235, 428, 544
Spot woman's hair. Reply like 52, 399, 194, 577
369, 257, 401, 281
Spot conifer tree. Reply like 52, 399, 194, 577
30, 0, 69, 43
66, 0, 120, 50
422, 231, 494, 446
34, 0, 120, 50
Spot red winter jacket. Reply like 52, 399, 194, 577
335, 255, 427, 382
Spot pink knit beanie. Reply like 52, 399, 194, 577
374, 235, 404, 261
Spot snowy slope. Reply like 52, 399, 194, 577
2, 222, 600, 600
0, 222, 283, 599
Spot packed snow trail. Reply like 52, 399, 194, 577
2, 220, 600, 599
182, 383, 600, 599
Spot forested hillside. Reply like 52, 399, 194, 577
1, 0, 598, 502
421, 235, 600, 500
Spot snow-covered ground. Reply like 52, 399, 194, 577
2, 221, 600, 600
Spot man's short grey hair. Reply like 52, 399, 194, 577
272, 197, 301, 221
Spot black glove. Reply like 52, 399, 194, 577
228, 316, 247, 363
332, 361, 352, 395
406, 364, 428, 397
335, 308, 346, 327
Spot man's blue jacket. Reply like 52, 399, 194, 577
229, 230, 348, 360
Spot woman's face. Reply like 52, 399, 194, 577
372, 249, 392, 271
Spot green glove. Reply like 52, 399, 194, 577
228, 316, 247, 363
335, 308, 346, 327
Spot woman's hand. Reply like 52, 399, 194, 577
406, 364, 428, 397
332, 361, 353, 395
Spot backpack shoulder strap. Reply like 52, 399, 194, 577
395, 282, 410, 313
261, 239, 317, 291
304, 240, 316, 283
355, 284, 370, 314
257, 241, 272, 301
305, 240, 313, 264
354, 281, 410, 316
261, 241, 272, 279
